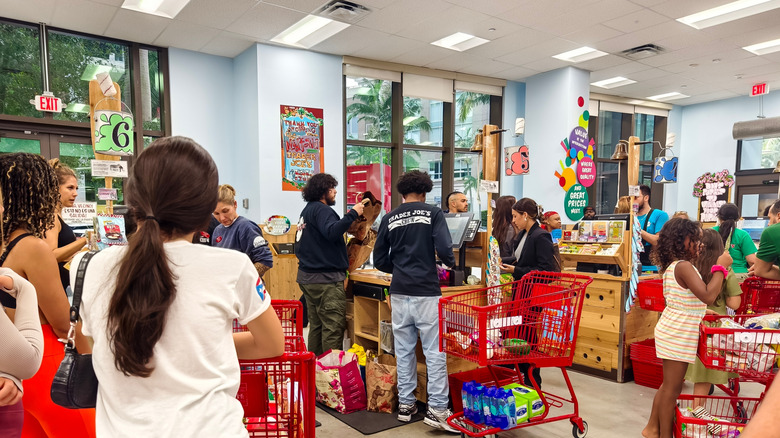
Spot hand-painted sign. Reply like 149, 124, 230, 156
564, 183, 589, 221
281, 106, 324, 191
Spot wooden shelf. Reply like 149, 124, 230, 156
355, 332, 379, 342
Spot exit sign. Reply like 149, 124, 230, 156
33, 93, 63, 113
751, 83, 769, 97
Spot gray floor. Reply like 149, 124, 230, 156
314, 367, 766, 438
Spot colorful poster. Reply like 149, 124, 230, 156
555, 96, 597, 221
505, 145, 530, 175
280, 105, 324, 191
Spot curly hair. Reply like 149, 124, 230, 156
48, 158, 77, 186
650, 217, 702, 273
397, 170, 433, 196
302, 173, 338, 202
0, 153, 58, 243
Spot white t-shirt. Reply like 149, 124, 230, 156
72, 241, 270, 438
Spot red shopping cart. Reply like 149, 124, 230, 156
439, 271, 592, 437
674, 394, 760, 438
234, 300, 316, 438
739, 277, 780, 315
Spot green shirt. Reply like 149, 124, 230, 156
713, 226, 757, 273
708, 271, 742, 315
757, 223, 780, 265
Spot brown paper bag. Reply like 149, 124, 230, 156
347, 229, 377, 272
365, 355, 397, 413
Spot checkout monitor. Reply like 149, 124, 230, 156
740, 217, 769, 242
444, 212, 474, 248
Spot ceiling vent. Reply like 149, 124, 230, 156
315, 1, 371, 24
620, 44, 664, 60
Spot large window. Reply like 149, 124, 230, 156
403, 97, 442, 147
0, 21, 42, 118
737, 137, 780, 172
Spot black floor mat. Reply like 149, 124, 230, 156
316, 401, 426, 435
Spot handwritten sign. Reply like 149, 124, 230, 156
577, 157, 596, 188
564, 183, 589, 221
699, 182, 730, 222
91, 159, 128, 178
280, 105, 324, 191
97, 188, 118, 201
480, 179, 499, 193
62, 202, 97, 226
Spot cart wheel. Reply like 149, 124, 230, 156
572, 421, 588, 438
736, 404, 748, 424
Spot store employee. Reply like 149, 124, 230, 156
636, 185, 669, 272
751, 200, 780, 279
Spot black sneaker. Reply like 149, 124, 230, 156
424, 407, 459, 433
397, 402, 418, 422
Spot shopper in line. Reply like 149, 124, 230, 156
443, 191, 468, 213
295, 173, 363, 356
0, 217, 44, 438
637, 184, 670, 272
73, 136, 284, 437
642, 218, 731, 438
615, 196, 631, 214
212, 184, 273, 276
0, 152, 95, 438
44, 159, 87, 293
712, 203, 756, 280
685, 229, 741, 426
541, 210, 561, 232
374, 170, 457, 433
750, 199, 780, 279
491, 195, 516, 259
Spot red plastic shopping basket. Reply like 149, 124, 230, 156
439, 271, 592, 367
674, 394, 759, 438
630, 339, 663, 389
697, 314, 780, 381
637, 279, 664, 312
739, 277, 780, 315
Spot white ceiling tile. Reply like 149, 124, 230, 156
626, 67, 671, 81
358, 0, 395, 9
175, 0, 258, 29
1, 0, 55, 24
467, 28, 554, 59
389, 44, 453, 67
458, 59, 515, 76
494, 65, 541, 82
496, 38, 580, 66
90, 0, 124, 5
397, 5, 492, 43
199, 31, 255, 58
312, 26, 392, 56
522, 57, 571, 72
727, 26, 780, 48
501, 0, 574, 27
576, 55, 632, 72
564, 24, 624, 46
51, 0, 117, 35
153, 20, 220, 51
443, 0, 520, 16
423, 52, 483, 72
103, 8, 169, 44
261, 0, 329, 14
677, 90, 741, 106
226, 3, 306, 40
648, 0, 735, 19
468, 18, 524, 40
698, 9, 780, 39
589, 60, 652, 81
357, 0, 451, 35
628, 0, 665, 7
602, 8, 671, 33
350, 35, 421, 60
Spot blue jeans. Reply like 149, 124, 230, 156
391, 294, 449, 410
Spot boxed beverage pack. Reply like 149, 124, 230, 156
502, 383, 546, 419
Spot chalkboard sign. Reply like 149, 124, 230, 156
698, 185, 731, 222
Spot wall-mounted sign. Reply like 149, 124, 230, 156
576, 157, 596, 188
751, 83, 769, 97
505, 145, 529, 175
564, 183, 588, 221
280, 105, 324, 191
33, 93, 63, 113
91, 159, 128, 178
653, 156, 678, 183
97, 188, 118, 201
693, 169, 734, 222
480, 179, 499, 193
62, 202, 97, 226
93, 98, 134, 156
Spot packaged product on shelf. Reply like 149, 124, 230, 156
593, 221, 608, 242
608, 221, 625, 242
578, 222, 592, 241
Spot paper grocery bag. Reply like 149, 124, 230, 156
366, 355, 397, 413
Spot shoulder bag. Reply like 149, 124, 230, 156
51, 251, 99, 409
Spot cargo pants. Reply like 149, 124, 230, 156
299, 282, 346, 356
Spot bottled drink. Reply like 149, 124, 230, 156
484, 387, 496, 427
461, 381, 472, 422
472, 382, 486, 425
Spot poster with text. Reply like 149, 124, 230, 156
280, 105, 324, 191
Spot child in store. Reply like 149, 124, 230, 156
642, 218, 732, 438
685, 229, 741, 433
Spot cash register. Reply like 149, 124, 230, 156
442, 212, 481, 286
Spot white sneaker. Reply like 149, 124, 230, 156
424, 407, 459, 434
397, 402, 418, 422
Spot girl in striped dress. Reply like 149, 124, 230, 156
642, 218, 732, 438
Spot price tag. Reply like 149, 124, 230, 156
628, 185, 641, 197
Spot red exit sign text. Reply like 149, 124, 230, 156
751, 83, 769, 97
34, 94, 63, 113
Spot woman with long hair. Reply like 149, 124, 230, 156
73, 137, 284, 437
44, 159, 87, 292
212, 184, 274, 276
0, 153, 94, 437
499, 198, 559, 279
492, 195, 516, 258
713, 203, 756, 279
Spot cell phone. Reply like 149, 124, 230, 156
0, 290, 16, 309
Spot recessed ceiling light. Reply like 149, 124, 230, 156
590, 76, 637, 89
647, 92, 689, 102
431, 32, 490, 52
271, 15, 350, 49
121, 0, 191, 18
677, 0, 780, 29
743, 38, 780, 55
552, 46, 608, 63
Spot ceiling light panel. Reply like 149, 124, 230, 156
677, 0, 780, 29
744, 38, 780, 55
552, 46, 608, 63
271, 15, 350, 49
591, 76, 637, 89
121, 0, 192, 18
431, 32, 490, 52
647, 92, 689, 101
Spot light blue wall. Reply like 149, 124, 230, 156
169, 48, 235, 180
524, 67, 591, 223
662, 105, 683, 211
501, 80, 526, 198
671, 91, 780, 216
168, 44, 345, 224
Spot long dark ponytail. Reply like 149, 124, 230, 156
492, 195, 516, 241
716, 203, 739, 246
108, 136, 218, 377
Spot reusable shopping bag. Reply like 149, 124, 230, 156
315, 349, 367, 414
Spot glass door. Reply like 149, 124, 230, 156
53, 135, 123, 213
0, 130, 47, 154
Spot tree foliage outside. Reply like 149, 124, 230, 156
0, 22, 43, 118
